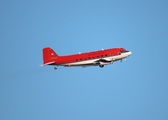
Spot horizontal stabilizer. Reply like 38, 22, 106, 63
40, 61, 55, 66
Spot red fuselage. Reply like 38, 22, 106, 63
56, 48, 124, 64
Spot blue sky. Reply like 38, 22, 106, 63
1, 0, 168, 120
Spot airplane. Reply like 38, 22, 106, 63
41, 47, 132, 69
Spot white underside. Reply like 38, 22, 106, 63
59, 52, 132, 67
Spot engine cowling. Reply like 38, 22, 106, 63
99, 61, 113, 65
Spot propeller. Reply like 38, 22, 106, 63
121, 58, 126, 62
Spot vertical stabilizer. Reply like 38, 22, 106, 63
42, 47, 58, 65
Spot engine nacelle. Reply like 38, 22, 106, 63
100, 61, 113, 65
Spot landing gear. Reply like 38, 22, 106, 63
99, 65, 104, 68
54, 66, 58, 70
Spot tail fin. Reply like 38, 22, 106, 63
42, 47, 58, 65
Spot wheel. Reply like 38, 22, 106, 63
54, 66, 57, 70
99, 65, 104, 68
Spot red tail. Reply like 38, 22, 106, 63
42, 47, 58, 64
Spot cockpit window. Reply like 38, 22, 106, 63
120, 50, 129, 53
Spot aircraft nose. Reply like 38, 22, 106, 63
128, 51, 132, 56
